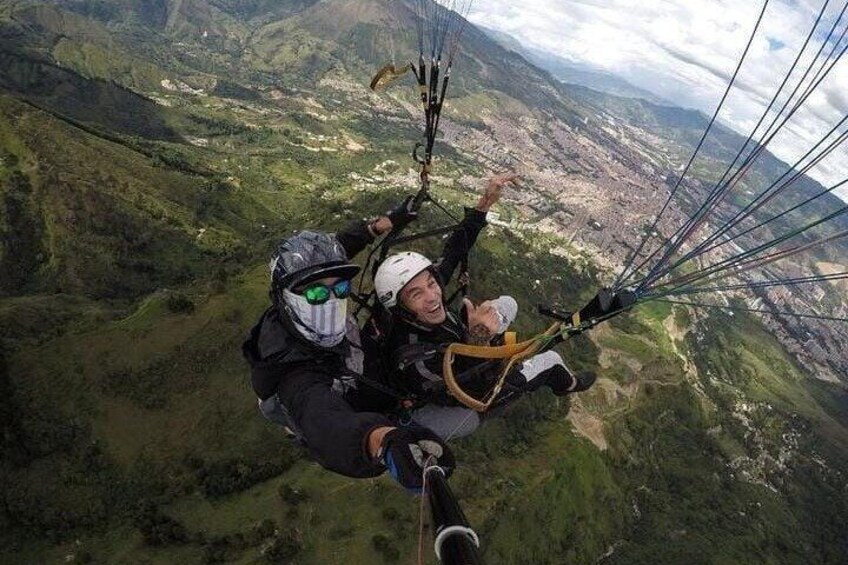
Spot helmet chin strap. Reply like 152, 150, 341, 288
279, 301, 317, 344
394, 301, 423, 326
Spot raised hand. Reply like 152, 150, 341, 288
476, 172, 519, 212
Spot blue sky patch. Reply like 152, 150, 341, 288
767, 37, 786, 51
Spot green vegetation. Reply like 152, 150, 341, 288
1, 1, 846, 563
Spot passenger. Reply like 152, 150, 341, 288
372, 176, 596, 440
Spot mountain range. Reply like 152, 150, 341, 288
479, 24, 670, 105
1, 1, 846, 563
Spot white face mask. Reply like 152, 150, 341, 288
282, 289, 348, 348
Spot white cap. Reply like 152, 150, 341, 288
491, 295, 518, 333
374, 251, 434, 308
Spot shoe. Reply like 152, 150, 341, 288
566, 371, 597, 394
543, 365, 597, 396
517, 351, 597, 396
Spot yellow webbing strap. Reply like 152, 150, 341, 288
370, 63, 413, 91
571, 311, 581, 327
442, 323, 562, 412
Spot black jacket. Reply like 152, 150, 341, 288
381, 207, 498, 404
243, 220, 393, 478
385, 305, 506, 405
432, 207, 488, 287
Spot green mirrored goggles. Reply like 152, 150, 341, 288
301, 279, 352, 305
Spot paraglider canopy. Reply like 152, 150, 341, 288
371, 0, 475, 171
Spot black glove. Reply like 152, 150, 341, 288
386, 195, 419, 232
381, 426, 455, 492
577, 288, 637, 321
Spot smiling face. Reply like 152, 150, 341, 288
399, 269, 446, 325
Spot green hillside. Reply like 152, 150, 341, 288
1, 1, 847, 563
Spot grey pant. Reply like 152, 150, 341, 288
410, 404, 481, 441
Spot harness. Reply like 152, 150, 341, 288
440, 289, 638, 412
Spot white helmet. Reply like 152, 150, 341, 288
374, 251, 434, 308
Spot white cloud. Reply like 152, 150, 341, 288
468, 0, 848, 200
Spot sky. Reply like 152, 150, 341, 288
465, 0, 848, 200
